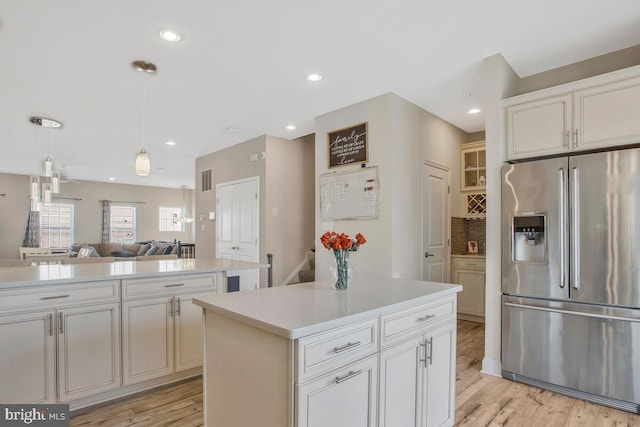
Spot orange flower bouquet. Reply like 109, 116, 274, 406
320, 232, 366, 290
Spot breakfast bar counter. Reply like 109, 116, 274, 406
194, 276, 461, 427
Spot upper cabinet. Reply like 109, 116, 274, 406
460, 141, 486, 192
504, 67, 640, 161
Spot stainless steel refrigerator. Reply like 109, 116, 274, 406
501, 147, 640, 413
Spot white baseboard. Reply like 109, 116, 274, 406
481, 357, 502, 377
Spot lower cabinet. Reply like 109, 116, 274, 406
122, 275, 217, 385
452, 256, 486, 320
379, 323, 455, 427
296, 355, 378, 427
0, 301, 121, 404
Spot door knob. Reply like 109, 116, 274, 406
425, 252, 434, 258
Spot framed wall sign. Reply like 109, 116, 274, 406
327, 122, 368, 168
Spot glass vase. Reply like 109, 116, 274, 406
330, 264, 352, 290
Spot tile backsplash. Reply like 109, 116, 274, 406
451, 217, 486, 254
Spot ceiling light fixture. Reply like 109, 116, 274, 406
133, 60, 156, 176
29, 116, 63, 211
286, 125, 297, 130
173, 185, 194, 224
467, 108, 481, 115
160, 30, 181, 42
109, 177, 116, 181
306, 73, 323, 82
166, 141, 176, 146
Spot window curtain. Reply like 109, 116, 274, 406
101, 200, 111, 243
22, 209, 41, 247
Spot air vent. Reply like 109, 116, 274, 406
201, 169, 212, 192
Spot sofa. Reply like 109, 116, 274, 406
71, 241, 180, 259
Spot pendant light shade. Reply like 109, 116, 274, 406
135, 149, 150, 176
51, 172, 60, 193
44, 156, 53, 177
29, 176, 41, 211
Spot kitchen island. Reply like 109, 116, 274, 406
0, 258, 266, 410
194, 276, 461, 427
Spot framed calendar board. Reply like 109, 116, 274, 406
320, 166, 379, 220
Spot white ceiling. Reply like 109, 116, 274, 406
2, 1, 640, 188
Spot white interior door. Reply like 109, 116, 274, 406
216, 177, 259, 291
422, 163, 450, 282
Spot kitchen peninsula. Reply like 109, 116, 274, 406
194, 276, 461, 427
0, 258, 266, 410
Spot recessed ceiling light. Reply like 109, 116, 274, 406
160, 30, 181, 42
286, 125, 297, 130
306, 73, 323, 82
467, 108, 481, 115
109, 177, 115, 181
166, 141, 176, 146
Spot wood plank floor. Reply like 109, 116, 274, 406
71, 320, 640, 426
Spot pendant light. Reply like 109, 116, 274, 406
174, 185, 194, 224
132, 60, 156, 177
29, 116, 63, 210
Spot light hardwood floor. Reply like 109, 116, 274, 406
71, 320, 640, 426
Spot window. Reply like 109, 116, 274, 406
110, 205, 136, 243
40, 202, 74, 248
159, 207, 184, 232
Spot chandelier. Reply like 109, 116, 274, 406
29, 116, 63, 212
173, 185, 194, 224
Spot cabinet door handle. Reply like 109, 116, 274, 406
48, 313, 53, 337
418, 314, 436, 322
564, 130, 570, 148
176, 298, 181, 316
40, 294, 70, 300
169, 298, 174, 317
164, 283, 184, 288
420, 341, 427, 368
574, 129, 579, 147
335, 370, 362, 384
426, 337, 433, 365
58, 312, 64, 334
333, 341, 361, 353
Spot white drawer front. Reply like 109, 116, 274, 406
123, 274, 216, 299
0, 281, 119, 311
296, 318, 378, 382
380, 299, 454, 347
453, 258, 485, 270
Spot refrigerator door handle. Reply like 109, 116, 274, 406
558, 168, 566, 288
504, 302, 640, 323
571, 167, 580, 290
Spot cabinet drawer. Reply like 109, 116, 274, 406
123, 274, 216, 299
0, 281, 119, 311
296, 318, 378, 382
453, 257, 485, 270
380, 299, 454, 347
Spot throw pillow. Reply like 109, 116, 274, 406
78, 246, 100, 257
137, 243, 152, 256
111, 250, 136, 258
163, 245, 174, 255
122, 243, 141, 254
145, 245, 159, 256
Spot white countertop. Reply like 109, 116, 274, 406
193, 276, 461, 339
0, 258, 267, 289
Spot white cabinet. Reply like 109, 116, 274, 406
57, 303, 121, 402
460, 141, 486, 192
200, 291, 457, 427
0, 310, 56, 404
452, 256, 485, 321
122, 275, 217, 385
379, 312, 455, 426
0, 281, 121, 404
504, 70, 640, 161
297, 355, 378, 427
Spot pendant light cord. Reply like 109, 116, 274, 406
141, 87, 146, 151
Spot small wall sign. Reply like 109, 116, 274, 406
327, 122, 368, 168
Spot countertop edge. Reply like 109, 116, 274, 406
194, 282, 462, 339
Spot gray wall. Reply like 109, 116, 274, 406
195, 134, 314, 287
314, 93, 467, 280
0, 172, 194, 259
